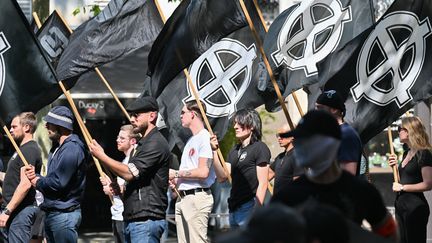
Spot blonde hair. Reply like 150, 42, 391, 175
402, 116, 432, 150
120, 124, 140, 141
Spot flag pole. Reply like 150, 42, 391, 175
153, 0, 232, 183
291, 92, 305, 116
1, 123, 29, 166
55, 11, 131, 122
239, 0, 295, 130
387, 127, 400, 182
32, 12, 42, 28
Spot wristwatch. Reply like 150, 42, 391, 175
3, 207, 11, 216
175, 171, 180, 178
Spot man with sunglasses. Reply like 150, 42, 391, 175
315, 90, 362, 176
269, 124, 303, 195
89, 96, 170, 243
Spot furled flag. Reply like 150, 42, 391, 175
56, 0, 163, 81
0, 0, 62, 124
145, 10, 278, 149
36, 10, 70, 68
147, 0, 260, 97
263, 0, 374, 97
318, 0, 432, 143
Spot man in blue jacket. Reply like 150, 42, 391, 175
24, 106, 87, 243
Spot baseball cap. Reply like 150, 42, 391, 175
44, 106, 74, 130
286, 110, 341, 140
126, 96, 159, 113
316, 90, 346, 115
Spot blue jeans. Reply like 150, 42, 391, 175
124, 219, 166, 243
229, 199, 255, 228
0, 205, 38, 242
44, 209, 81, 243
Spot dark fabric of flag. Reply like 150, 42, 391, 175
30, 17, 39, 34
147, 0, 260, 97
263, 0, 374, 97
36, 10, 71, 69
56, 0, 163, 81
144, 26, 279, 150
0, 0, 61, 124
318, 0, 432, 143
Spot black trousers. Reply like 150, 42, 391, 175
395, 193, 429, 243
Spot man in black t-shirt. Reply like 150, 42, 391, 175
0, 112, 41, 242
269, 124, 303, 195
272, 110, 397, 241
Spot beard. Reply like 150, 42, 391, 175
133, 122, 148, 135
13, 133, 24, 144
48, 129, 61, 142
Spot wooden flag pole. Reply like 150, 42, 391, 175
55, 11, 131, 122
387, 127, 400, 183
32, 12, 42, 28
239, 0, 295, 130
153, 0, 232, 183
292, 92, 305, 116
2, 125, 29, 166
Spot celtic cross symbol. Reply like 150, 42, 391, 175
0, 32, 10, 97
272, 0, 351, 77
184, 38, 257, 118
352, 11, 431, 107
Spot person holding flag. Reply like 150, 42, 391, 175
0, 112, 41, 242
168, 100, 224, 243
388, 116, 432, 243
211, 109, 270, 228
24, 106, 88, 243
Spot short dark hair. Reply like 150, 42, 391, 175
17, 112, 37, 134
234, 108, 262, 143
185, 100, 206, 121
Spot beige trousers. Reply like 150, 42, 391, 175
175, 190, 214, 243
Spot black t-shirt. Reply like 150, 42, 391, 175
3, 140, 42, 208
399, 149, 432, 185
270, 149, 303, 195
272, 171, 388, 226
227, 141, 270, 211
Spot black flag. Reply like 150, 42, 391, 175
36, 10, 70, 68
147, 26, 278, 149
318, 0, 432, 143
56, 0, 163, 81
263, 0, 374, 97
0, 0, 62, 124
147, 0, 260, 97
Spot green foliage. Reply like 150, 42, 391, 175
258, 108, 276, 136
32, 0, 49, 22
72, 5, 101, 17
219, 126, 236, 157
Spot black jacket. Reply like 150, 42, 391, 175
123, 128, 170, 221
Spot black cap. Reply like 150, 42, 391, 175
126, 96, 159, 113
316, 90, 346, 115
286, 110, 341, 140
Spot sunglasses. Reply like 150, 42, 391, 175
398, 126, 408, 133
276, 132, 291, 138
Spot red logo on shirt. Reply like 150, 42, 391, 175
189, 148, 195, 157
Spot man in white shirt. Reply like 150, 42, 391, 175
168, 100, 223, 243
100, 125, 139, 243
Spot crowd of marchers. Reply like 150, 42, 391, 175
0, 89, 430, 243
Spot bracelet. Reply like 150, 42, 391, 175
175, 171, 179, 178
401, 185, 404, 191
3, 207, 11, 216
